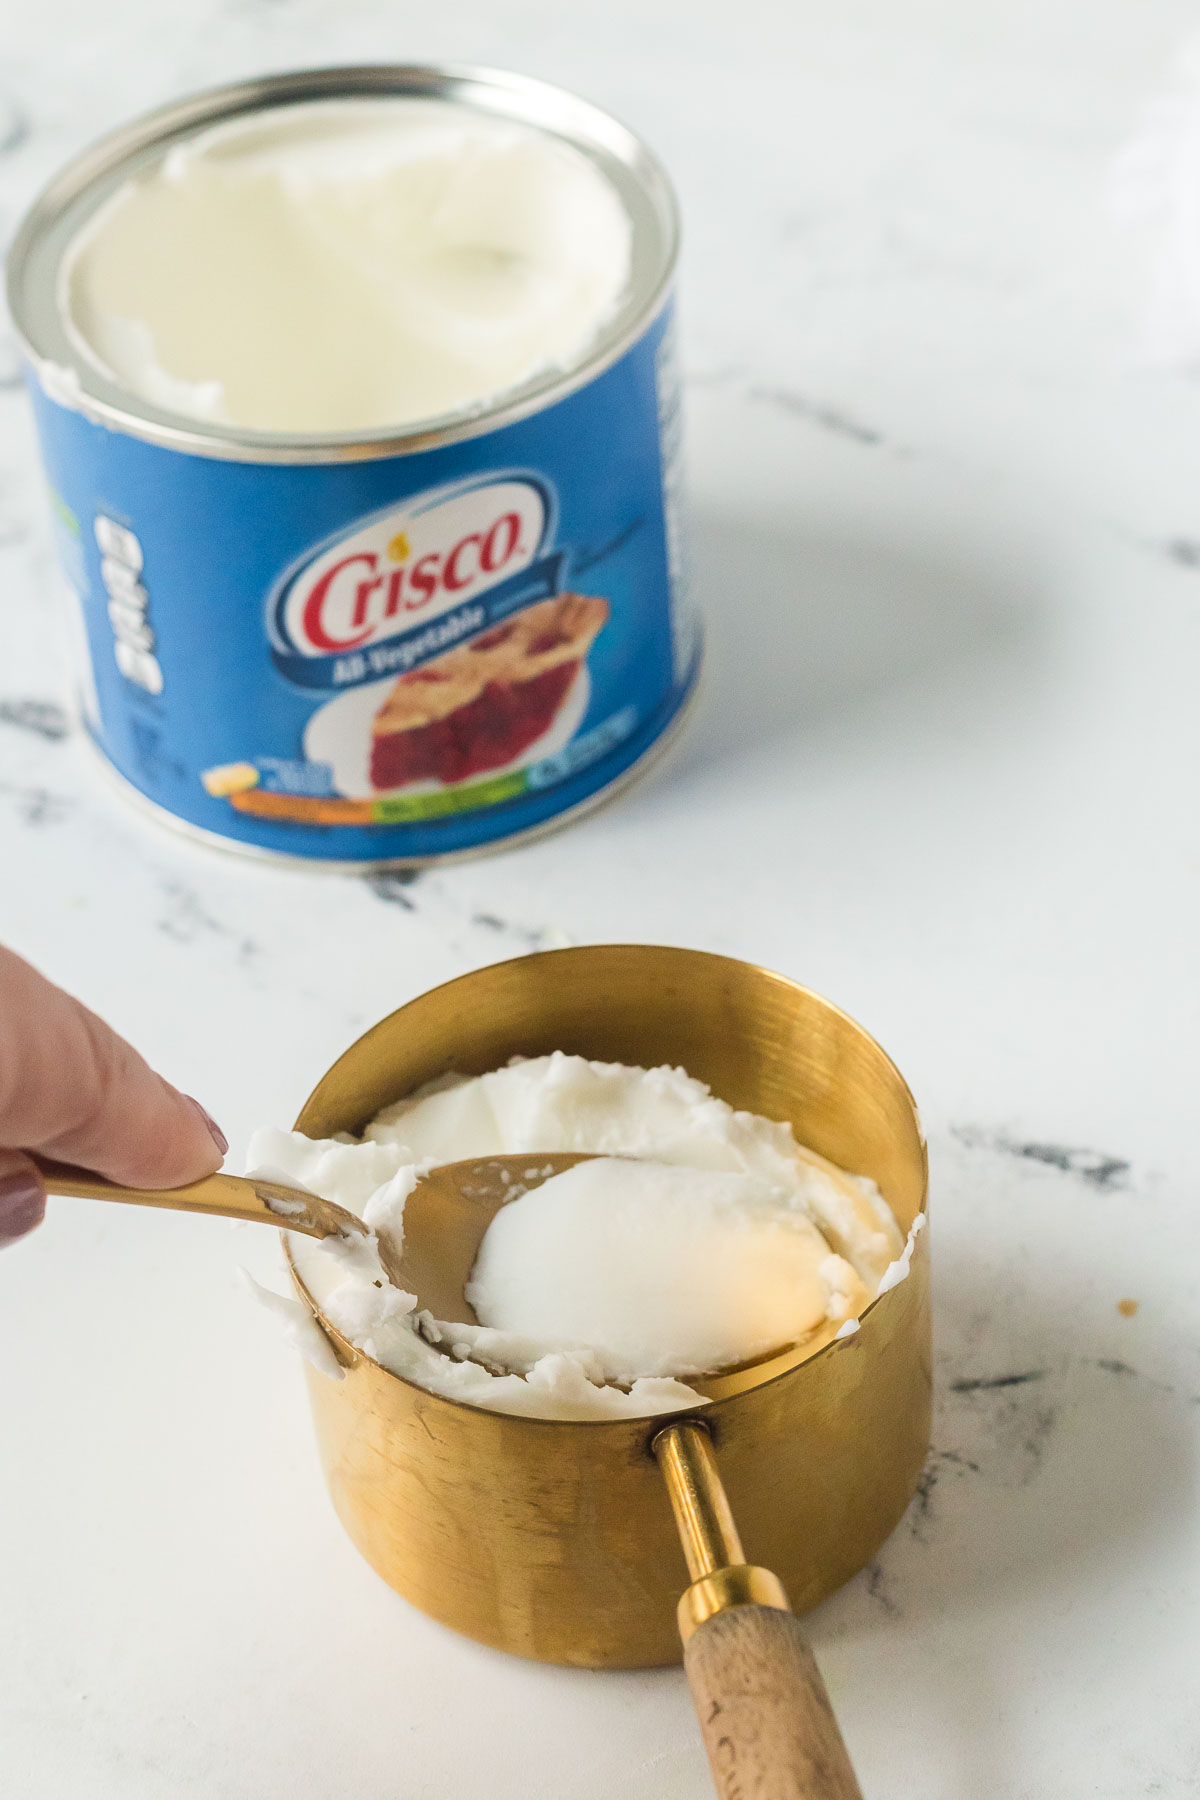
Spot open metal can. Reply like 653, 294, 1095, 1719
7, 66, 697, 867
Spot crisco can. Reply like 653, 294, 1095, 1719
7, 66, 697, 866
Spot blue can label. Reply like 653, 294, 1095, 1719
28, 303, 698, 861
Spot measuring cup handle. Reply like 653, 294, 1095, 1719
683, 1601, 863, 1800
655, 1421, 864, 1799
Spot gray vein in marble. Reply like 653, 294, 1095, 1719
951, 1123, 1130, 1189
363, 871, 422, 911
864, 1560, 900, 1615
0, 781, 74, 826
360, 869, 561, 960
155, 878, 260, 964
927, 1375, 1062, 1513
874, 1318, 1195, 1591
686, 365, 909, 454
901, 1447, 986, 1552
1093, 1357, 1178, 1397
749, 384, 890, 448
0, 698, 70, 740
1017, 1403, 1059, 1479
471, 911, 545, 949
932, 1447, 982, 1474
863, 1107, 1198, 1605
911, 1463, 939, 1524
949, 1370, 1047, 1392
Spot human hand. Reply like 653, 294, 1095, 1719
0, 944, 227, 1246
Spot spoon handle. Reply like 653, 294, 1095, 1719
31, 1155, 359, 1243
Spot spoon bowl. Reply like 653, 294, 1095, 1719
401, 1152, 845, 1400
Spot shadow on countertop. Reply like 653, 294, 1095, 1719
673, 511, 1047, 770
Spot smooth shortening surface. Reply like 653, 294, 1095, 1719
466, 1156, 864, 1380
67, 97, 632, 432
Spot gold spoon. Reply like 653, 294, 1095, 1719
31, 1154, 407, 1289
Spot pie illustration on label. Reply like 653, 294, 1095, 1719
369, 591, 609, 791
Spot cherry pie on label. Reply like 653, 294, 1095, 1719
368, 592, 609, 791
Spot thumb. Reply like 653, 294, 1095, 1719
0, 1151, 47, 1246
0, 946, 228, 1190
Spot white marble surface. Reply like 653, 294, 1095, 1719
2, 2, 1200, 1795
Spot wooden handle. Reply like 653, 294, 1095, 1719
684, 1602, 864, 1800
654, 1421, 865, 1799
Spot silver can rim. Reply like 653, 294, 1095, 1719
6, 63, 680, 465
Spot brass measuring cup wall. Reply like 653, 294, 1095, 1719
287, 945, 930, 1670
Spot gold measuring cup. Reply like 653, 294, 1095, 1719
285, 948, 930, 1730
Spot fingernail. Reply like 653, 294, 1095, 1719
186, 1095, 229, 1156
0, 1172, 46, 1243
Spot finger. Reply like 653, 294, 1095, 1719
0, 1150, 47, 1246
0, 946, 227, 1189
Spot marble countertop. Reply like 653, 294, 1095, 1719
3, 3, 1199, 1795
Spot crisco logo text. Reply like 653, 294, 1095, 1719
279, 479, 548, 659
302, 511, 524, 651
